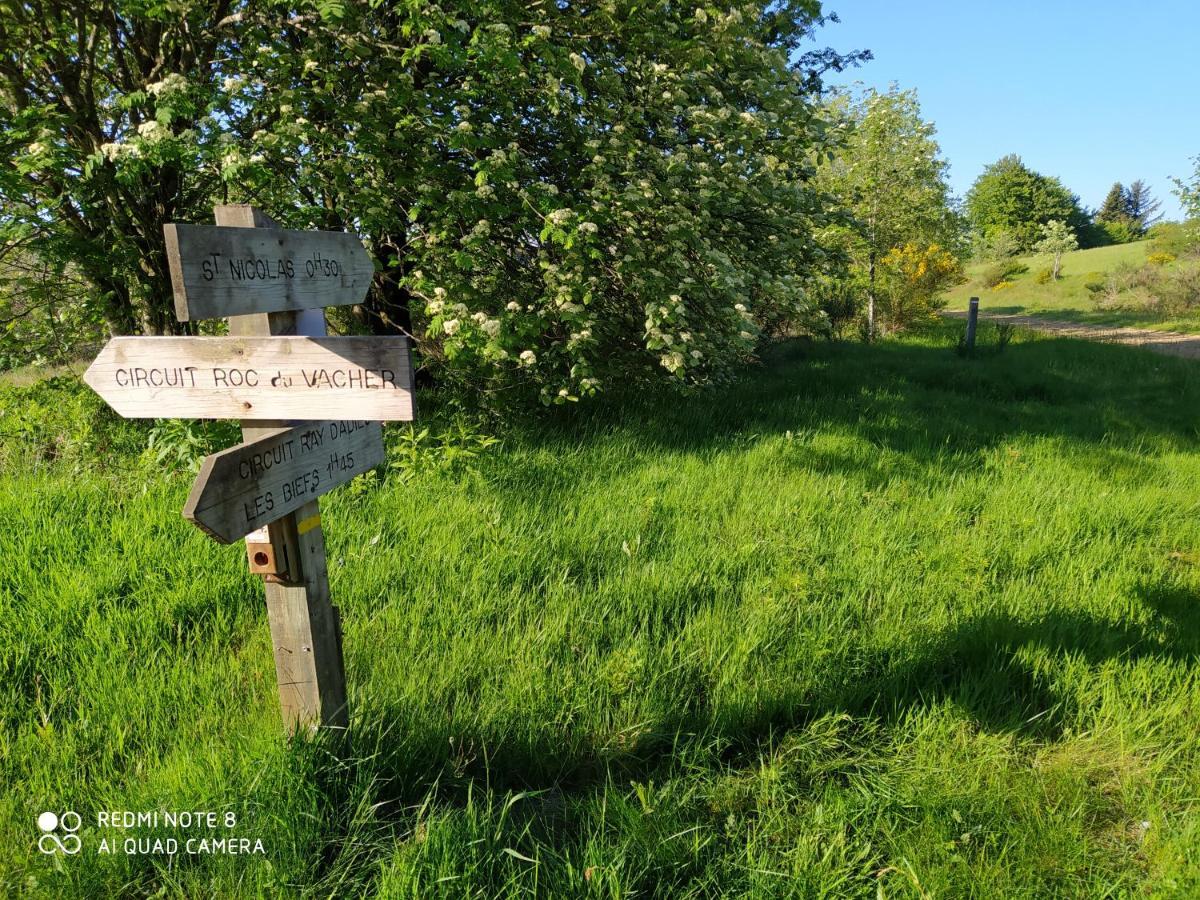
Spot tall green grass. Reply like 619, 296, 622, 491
3, 323, 1199, 896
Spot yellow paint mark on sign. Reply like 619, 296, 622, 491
297, 513, 321, 535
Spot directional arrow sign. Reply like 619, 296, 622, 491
184, 420, 385, 543
83, 336, 414, 421
164, 223, 374, 321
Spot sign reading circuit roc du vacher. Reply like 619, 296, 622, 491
83, 335, 414, 421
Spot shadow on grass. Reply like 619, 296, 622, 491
339, 595, 1199, 789
476, 323, 1200, 517
290, 326, 1200, 884
286, 585, 1200, 894
524, 323, 1200, 460
959, 303, 1197, 332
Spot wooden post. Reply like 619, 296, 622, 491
965, 296, 979, 353
215, 204, 348, 733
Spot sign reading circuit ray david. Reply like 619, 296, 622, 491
184, 420, 385, 543
164, 223, 374, 321
84, 336, 414, 421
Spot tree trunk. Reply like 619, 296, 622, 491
96, 282, 137, 337
866, 251, 876, 342
360, 233, 413, 337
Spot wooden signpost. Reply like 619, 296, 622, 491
84, 204, 408, 734
183, 421, 384, 544
164, 223, 374, 322
83, 336, 414, 421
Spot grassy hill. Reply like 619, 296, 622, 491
3, 323, 1200, 896
944, 241, 1200, 332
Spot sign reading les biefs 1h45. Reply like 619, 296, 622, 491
184, 420, 385, 543
164, 223, 374, 321
84, 335, 414, 421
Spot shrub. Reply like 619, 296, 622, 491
1154, 263, 1200, 314
1034, 267, 1054, 284
973, 229, 1021, 260
143, 419, 240, 473
980, 260, 1028, 288
991, 281, 1015, 291
1147, 252, 1176, 266
811, 278, 862, 338
1097, 219, 1141, 245
1148, 221, 1200, 259
1100, 261, 1156, 305
1076, 222, 1114, 249
0, 376, 145, 470
878, 243, 965, 331
386, 420, 502, 482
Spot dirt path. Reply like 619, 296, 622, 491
942, 311, 1200, 360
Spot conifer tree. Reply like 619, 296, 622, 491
1126, 180, 1163, 232
1096, 182, 1131, 224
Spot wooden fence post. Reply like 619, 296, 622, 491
215, 204, 348, 733
965, 296, 979, 353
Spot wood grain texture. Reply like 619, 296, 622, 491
213, 204, 348, 733
184, 421, 384, 543
83, 335, 415, 421
165, 222, 374, 321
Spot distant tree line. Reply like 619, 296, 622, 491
964, 154, 1178, 259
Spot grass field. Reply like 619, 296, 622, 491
3, 322, 1200, 896
943, 241, 1200, 333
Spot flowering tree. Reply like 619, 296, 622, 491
1174, 157, 1200, 220
1032, 220, 1077, 280
220, 1, 863, 402
2, 1, 867, 403
0, 2, 238, 335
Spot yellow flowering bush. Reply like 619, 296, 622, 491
879, 243, 966, 330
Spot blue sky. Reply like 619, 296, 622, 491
821, 1, 1200, 220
